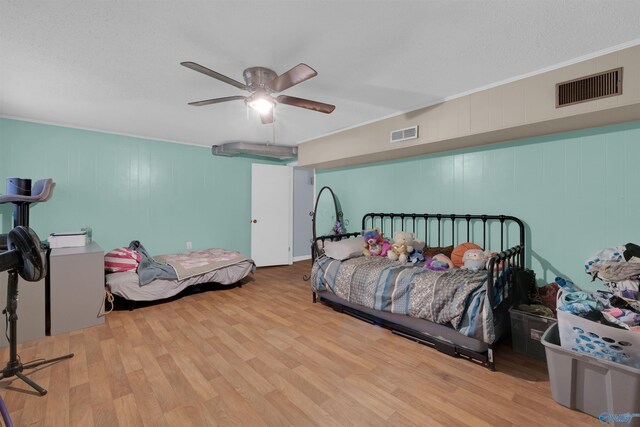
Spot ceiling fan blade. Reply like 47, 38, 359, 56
276, 95, 335, 114
188, 95, 246, 106
181, 61, 248, 91
269, 63, 317, 93
260, 109, 274, 124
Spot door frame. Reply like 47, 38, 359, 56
291, 165, 316, 263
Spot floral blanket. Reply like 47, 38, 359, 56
154, 249, 249, 281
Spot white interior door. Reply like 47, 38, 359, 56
251, 164, 292, 267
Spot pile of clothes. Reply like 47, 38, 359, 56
516, 243, 640, 326
516, 276, 572, 319
558, 289, 640, 332
585, 243, 640, 292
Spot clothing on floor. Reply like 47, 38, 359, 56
558, 291, 640, 331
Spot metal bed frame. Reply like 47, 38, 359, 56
311, 212, 525, 370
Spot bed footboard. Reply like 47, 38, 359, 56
486, 244, 525, 309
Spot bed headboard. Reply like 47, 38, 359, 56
362, 213, 525, 267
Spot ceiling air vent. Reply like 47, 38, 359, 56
556, 67, 623, 108
390, 125, 419, 143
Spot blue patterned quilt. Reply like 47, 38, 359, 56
311, 256, 504, 344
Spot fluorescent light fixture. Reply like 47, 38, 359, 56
212, 142, 297, 160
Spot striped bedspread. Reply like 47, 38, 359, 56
311, 256, 502, 343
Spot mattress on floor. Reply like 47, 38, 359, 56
106, 259, 255, 301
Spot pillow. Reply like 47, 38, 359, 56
104, 247, 141, 272
323, 238, 364, 261
451, 242, 482, 267
423, 245, 454, 259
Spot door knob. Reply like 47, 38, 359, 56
251, 219, 257, 224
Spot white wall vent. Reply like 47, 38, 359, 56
390, 125, 419, 143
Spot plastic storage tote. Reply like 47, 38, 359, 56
509, 307, 556, 360
542, 324, 640, 426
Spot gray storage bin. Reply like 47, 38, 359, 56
509, 307, 556, 360
542, 324, 640, 427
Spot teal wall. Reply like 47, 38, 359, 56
0, 118, 275, 255
317, 121, 640, 291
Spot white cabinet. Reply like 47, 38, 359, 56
48, 242, 105, 335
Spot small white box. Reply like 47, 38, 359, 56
48, 231, 87, 248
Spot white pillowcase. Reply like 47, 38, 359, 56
323, 238, 364, 260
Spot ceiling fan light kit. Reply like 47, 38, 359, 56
246, 95, 274, 114
212, 142, 298, 160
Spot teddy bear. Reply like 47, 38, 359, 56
462, 249, 487, 271
388, 243, 409, 263
387, 231, 419, 263
362, 229, 383, 256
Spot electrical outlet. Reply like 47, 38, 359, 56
186, 241, 192, 250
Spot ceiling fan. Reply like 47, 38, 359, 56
181, 62, 336, 124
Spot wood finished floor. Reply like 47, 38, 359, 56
0, 261, 596, 426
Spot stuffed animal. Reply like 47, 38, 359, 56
362, 229, 383, 256
400, 231, 425, 254
387, 231, 409, 262
388, 243, 409, 263
412, 238, 425, 253
367, 241, 382, 256
463, 249, 487, 271
451, 242, 482, 267
380, 240, 393, 258
387, 231, 419, 260
425, 254, 454, 271
387, 231, 417, 263
409, 250, 425, 264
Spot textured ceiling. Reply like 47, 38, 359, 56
1, 1, 639, 148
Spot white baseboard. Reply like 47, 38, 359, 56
293, 255, 311, 262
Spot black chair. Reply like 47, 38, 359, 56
0, 178, 55, 251
0, 178, 56, 228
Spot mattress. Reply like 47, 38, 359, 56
311, 255, 508, 344
106, 259, 255, 301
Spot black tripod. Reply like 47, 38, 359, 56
0, 227, 74, 396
